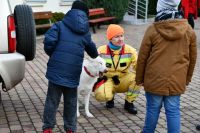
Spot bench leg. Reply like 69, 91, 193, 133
92, 25, 96, 34
97, 23, 101, 29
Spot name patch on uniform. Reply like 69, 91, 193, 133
120, 63, 127, 67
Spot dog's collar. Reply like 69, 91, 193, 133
84, 66, 95, 77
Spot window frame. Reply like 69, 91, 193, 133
61, 0, 74, 2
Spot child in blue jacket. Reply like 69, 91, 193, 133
42, 1, 98, 133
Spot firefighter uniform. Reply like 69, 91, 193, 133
98, 44, 140, 103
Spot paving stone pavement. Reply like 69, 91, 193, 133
0, 19, 200, 133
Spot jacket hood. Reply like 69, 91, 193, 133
154, 19, 189, 40
62, 9, 89, 34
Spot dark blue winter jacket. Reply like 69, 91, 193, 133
44, 9, 98, 88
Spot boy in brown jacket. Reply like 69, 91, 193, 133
136, 0, 197, 132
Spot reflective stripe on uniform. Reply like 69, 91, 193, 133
120, 54, 132, 58
100, 54, 132, 66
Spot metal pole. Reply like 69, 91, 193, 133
145, 0, 149, 23
135, 0, 138, 24
145, 0, 148, 23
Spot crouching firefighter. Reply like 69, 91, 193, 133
97, 24, 141, 114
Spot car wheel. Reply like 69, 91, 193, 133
14, 5, 36, 61
0, 90, 1, 104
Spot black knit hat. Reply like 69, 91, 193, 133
71, 0, 89, 16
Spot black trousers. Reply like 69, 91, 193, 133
188, 13, 195, 29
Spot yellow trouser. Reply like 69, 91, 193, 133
103, 73, 140, 103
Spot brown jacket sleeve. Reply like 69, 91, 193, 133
186, 31, 197, 85
135, 25, 153, 85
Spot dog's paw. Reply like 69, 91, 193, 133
86, 112, 94, 117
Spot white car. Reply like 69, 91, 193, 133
0, 1, 36, 102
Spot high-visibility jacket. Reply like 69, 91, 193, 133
98, 44, 138, 78
96, 44, 140, 102
181, 0, 200, 19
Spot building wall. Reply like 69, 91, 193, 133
9, 0, 74, 13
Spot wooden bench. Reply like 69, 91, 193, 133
89, 8, 116, 33
33, 11, 53, 29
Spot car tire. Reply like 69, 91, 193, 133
0, 90, 1, 104
14, 5, 36, 61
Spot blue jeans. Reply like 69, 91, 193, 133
143, 92, 180, 133
42, 82, 77, 132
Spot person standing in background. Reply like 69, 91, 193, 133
181, 0, 200, 131
181, 0, 200, 28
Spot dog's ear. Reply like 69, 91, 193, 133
95, 56, 106, 65
84, 56, 90, 60
84, 56, 93, 64
94, 56, 102, 62
84, 57, 96, 67
86, 56, 94, 62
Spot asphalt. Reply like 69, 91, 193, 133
0, 18, 200, 133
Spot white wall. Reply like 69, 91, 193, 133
9, 0, 73, 13
26, 0, 73, 13
8, 0, 25, 13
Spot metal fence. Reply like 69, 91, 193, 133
125, 0, 148, 24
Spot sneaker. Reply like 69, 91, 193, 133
106, 99, 114, 108
124, 100, 137, 114
196, 124, 200, 130
43, 128, 52, 133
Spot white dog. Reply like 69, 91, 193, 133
77, 56, 107, 117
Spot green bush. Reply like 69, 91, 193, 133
85, 0, 101, 8
35, 12, 65, 35
35, 19, 49, 35
148, 0, 157, 15
86, 0, 129, 22
51, 12, 65, 23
